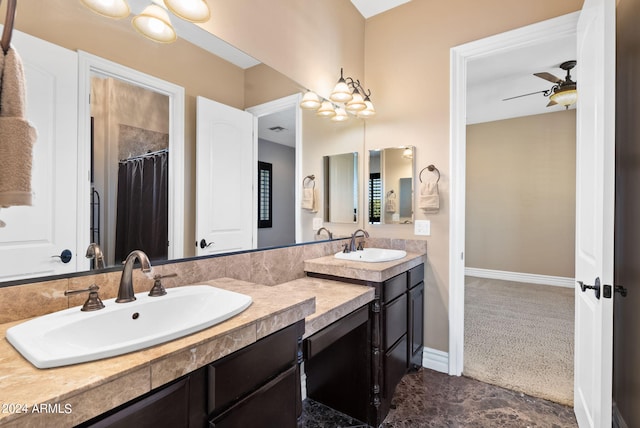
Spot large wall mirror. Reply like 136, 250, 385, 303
0, 0, 365, 285
368, 146, 415, 224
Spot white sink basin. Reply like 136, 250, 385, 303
6, 285, 252, 369
334, 248, 407, 263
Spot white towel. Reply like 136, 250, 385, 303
419, 181, 439, 213
0, 47, 37, 208
385, 191, 396, 213
301, 187, 317, 212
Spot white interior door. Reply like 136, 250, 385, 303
0, 29, 78, 281
196, 96, 254, 255
573, 0, 616, 426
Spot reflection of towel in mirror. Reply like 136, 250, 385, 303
419, 181, 439, 213
0, 47, 37, 208
385, 191, 396, 213
301, 188, 317, 212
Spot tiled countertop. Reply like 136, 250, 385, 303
0, 272, 380, 427
304, 251, 426, 283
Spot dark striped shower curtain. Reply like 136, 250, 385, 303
114, 150, 168, 263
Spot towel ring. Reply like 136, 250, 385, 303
419, 165, 440, 184
1, 0, 16, 54
303, 174, 315, 189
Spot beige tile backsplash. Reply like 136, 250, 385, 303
0, 238, 426, 323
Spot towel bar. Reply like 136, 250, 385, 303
419, 165, 440, 183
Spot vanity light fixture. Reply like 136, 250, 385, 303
300, 68, 375, 121
132, 2, 177, 44
80, 0, 130, 19
331, 107, 349, 122
357, 91, 376, 117
300, 91, 322, 110
316, 100, 337, 118
163, 0, 210, 23
330, 68, 353, 103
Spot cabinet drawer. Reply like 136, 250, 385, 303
384, 272, 407, 303
408, 264, 424, 289
207, 321, 300, 414
384, 293, 407, 349
304, 304, 368, 359
209, 365, 298, 428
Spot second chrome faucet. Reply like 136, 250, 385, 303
116, 250, 152, 303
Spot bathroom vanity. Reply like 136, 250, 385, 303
303, 252, 425, 427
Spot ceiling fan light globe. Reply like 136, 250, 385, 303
550, 88, 578, 107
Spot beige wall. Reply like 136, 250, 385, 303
466, 111, 576, 278
363, 0, 583, 351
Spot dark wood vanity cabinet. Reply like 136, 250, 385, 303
78, 320, 304, 428
306, 263, 425, 427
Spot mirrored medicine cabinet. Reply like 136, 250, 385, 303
368, 146, 415, 225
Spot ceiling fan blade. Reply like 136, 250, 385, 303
546, 99, 558, 107
534, 72, 562, 84
502, 90, 547, 101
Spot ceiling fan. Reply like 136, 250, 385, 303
503, 60, 578, 109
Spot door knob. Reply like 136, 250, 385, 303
52, 249, 73, 264
199, 239, 214, 249
578, 278, 601, 299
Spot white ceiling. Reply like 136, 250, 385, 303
257, 108, 297, 147
466, 32, 577, 124
350, 0, 411, 19
156, 0, 576, 128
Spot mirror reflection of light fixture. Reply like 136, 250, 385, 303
132, 3, 177, 43
80, 0, 130, 19
300, 91, 322, 110
163, 0, 210, 23
402, 147, 414, 159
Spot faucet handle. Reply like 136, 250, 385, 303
149, 273, 177, 297
65, 284, 105, 312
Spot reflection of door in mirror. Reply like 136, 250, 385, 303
369, 147, 415, 224
90, 73, 169, 266
0, 30, 79, 282
323, 153, 358, 223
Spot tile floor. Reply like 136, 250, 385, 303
301, 368, 577, 428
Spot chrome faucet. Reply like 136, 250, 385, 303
348, 229, 369, 252
316, 227, 333, 239
116, 250, 152, 303
85, 243, 105, 269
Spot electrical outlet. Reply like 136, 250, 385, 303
312, 217, 323, 230
414, 220, 431, 236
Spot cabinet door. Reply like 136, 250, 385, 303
409, 282, 425, 369
209, 366, 298, 428
384, 294, 407, 350
81, 378, 190, 428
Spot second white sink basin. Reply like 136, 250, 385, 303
334, 248, 407, 263
6, 285, 252, 369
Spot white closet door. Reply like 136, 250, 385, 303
0, 29, 79, 281
195, 96, 254, 256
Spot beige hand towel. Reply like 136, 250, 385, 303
419, 181, 440, 213
385, 191, 396, 213
0, 47, 37, 208
301, 187, 317, 212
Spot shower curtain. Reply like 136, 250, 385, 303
115, 149, 168, 263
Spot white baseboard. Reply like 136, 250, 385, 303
613, 402, 629, 428
465, 267, 575, 288
422, 347, 448, 373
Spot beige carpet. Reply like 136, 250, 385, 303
464, 276, 574, 406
